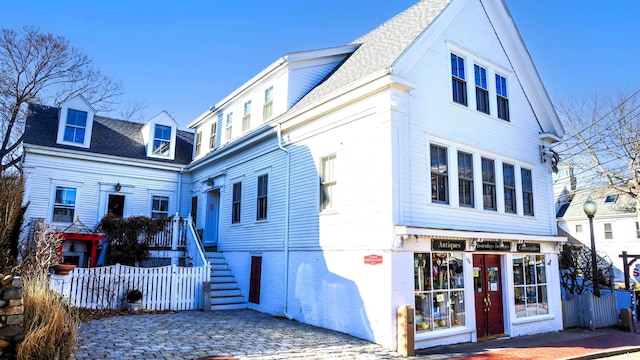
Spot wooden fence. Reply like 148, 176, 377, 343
562, 290, 618, 329
50, 263, 210, 311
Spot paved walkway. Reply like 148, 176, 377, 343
73, 309, 640, 360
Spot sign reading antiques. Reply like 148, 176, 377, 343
517, 242, 541, 253
432, 239, 465, 251
364, 254, 383, 265
475, 241, 511, 252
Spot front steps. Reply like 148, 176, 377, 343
206, 252, 247, 310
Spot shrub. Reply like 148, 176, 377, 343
126, 289, 143, 303
16, 220, 63, 277
18, 272, 78, 360
0, 175, 27, 272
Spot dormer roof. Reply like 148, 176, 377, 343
24, 104, 193, 165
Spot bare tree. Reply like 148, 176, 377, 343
0, 26, 124, 174
556, 90, 640, 213
559, 243, 612, 296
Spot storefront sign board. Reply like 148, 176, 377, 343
475, 241, 511, 252
517, 243, 541, 253
364, 254, 383, 265
432, 239, 466, 251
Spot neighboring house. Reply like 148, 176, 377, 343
22, 95, 194, 266
22, 0, 566, 352
557, 187, 640, 285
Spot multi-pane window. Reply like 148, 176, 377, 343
474, 65, 489, 114
451, 54, 467, 106
320, 154, 336, 211
263, 86, 273, 121
496, 74, 509, 121
481, 157, 496, 210
604, 223, 613, 240
503, 163, 516, 213
243, 101, 252, 132
232, 182, 242, 224
576, 224, 583, 234
63, 109, 88, 144
151, 196, 169, 219
153, 125, 171, 156
195, 131, 202, 156
458, 151, 474, 207
513, 255, 548, 318
414, 252, 465, 332
53, 187, 76, 222
256, 174, 268, 220
225, 113, 233, 140
210, 122, 217, 149
521, 168, 534, 216
431, 145, 448, 204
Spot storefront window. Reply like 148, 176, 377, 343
414, 252, 465, 332
513, 254, 548, 317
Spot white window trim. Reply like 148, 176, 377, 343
56, 107, 95, 149
319, 153, 338, 214
148, 191, 173, 218
49, 179, 83, 225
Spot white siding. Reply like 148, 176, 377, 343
288, 59, 344, 108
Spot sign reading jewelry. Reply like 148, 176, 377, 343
475, 241, 511, 252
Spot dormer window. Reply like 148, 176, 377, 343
63, 109, 88, 144
604, 194, 618, 203
153, 124, 172, 156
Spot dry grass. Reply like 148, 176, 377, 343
18, 272, 78, 360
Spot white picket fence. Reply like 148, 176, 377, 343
49, 263, 210, 311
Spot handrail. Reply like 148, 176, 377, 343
184, 215, 209, 270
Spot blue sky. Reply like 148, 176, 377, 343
1, 1, 638, 127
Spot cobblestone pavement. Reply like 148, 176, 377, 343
73, 309, 406, 359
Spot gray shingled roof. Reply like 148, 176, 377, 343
558, 187, 637, 219
24, 104, 193, 165
290, 0, 451, 111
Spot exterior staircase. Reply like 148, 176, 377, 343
206, 252, 247, 310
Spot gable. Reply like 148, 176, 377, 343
55, 95, 96, 149
142, 111, 181, 160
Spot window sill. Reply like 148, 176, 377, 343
415, 326, 472, 341
512, 314, 554, 325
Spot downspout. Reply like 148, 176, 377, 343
177, 167, 184, 215
277, 123, 293, 320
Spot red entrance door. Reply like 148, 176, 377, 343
473, 254, 504, 338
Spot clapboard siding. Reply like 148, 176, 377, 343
289, 59, 344, 108
23, 152, 183, 229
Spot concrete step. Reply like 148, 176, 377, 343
211, 263, 228, 271
211, 282, 238, 290
211, 275, 235, 283
211, 295, 245, 305
211, 303, 248, 311
211, 288, 241, 297
212, 269, 232, 277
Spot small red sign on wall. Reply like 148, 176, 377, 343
364, 254, 383, 265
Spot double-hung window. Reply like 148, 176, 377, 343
513, 255, 548, 317
320, 154, 336, 211
503, 163, 516, 213
481, 158, 496, 210
210, 122, 217, 149
53, 187, 77, 223
474, 65, 489, 114
431, 145, 449, 204
232, 182, 242, 224
243, 101, 252, 132
153, 125, 171, 156
256, 174, 268, 220
457, 151, 474, 207
451, 54, 467, 106
263, 86, 273, 121
151, 196, 169, 219
195, 131, 202, 156
63, 109, 88, 144
521, 168, 534, 216
604, 223, 613, 240
496, 74, 509, 121
225, 113, 233, 140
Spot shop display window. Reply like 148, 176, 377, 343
513, 254, 548, 317
414, 252, 465, 332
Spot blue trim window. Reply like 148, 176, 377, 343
63, 109, 87, 144
451, 54, 467, 106
496, 74, 509, 121
474, 65, 489, 114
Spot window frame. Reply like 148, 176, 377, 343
151, 195, 169, 219
225, 113, 233, 140
263, 86, 273, 121
320, 154, 337, 212
521, 168, 534, 216
481, 157, 496, 211
209, 122, 217, 149
503, 163, 516, 214
576, 224, 583, 234
604, 223, 613, 240
430, 144, 449, 204
232, 182, 242, 224
457, 151, 474, 207
256, 174, 268, 221
63, 109, 88, 144
495, 74, 509, 121
451, 53, 468, 106
53, 186, 77, 223
195, 131, 202, 156
474, 64, 490, 114
243, 100, 252, 132
513, 254, 548, 318
153, 124, 172, 156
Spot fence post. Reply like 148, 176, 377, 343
171, 214, 180, 251
171, 264, 177, 310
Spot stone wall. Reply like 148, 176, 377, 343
0, 275, 23, 360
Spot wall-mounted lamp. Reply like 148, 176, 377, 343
415, 234, 421, 242
470, 239, 477, 251
115, 182, 122, 192
206, 178, 214, 186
